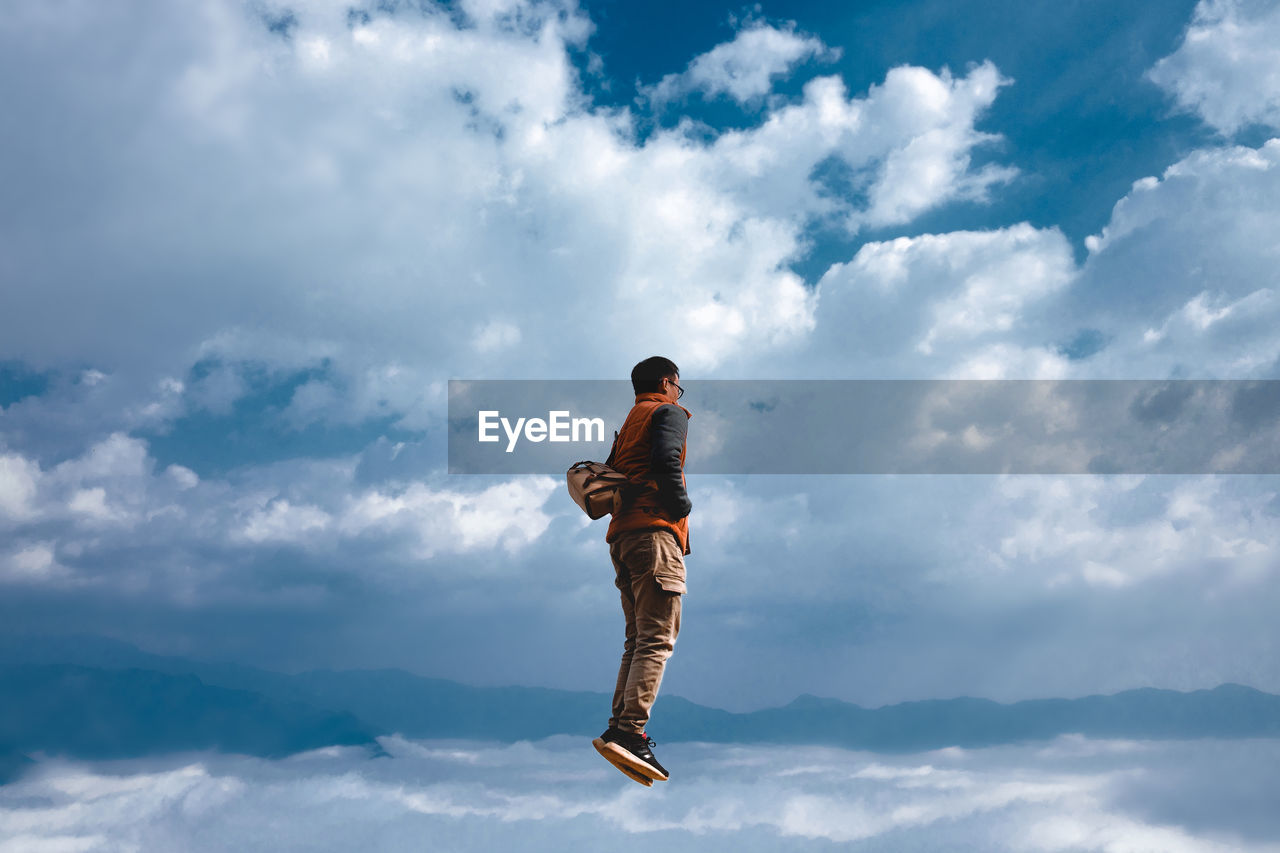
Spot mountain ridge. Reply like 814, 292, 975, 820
2, 634, 1277, 784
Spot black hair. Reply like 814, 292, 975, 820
631, 356, 680, 394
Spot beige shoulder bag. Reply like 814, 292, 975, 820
566, 432, 629, 519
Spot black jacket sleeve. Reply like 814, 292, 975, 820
649, 404, 692, 519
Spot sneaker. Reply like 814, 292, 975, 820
597, 729, 669, 781
593, 732, 653, 787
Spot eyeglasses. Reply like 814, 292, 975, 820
666, 378, 684, 400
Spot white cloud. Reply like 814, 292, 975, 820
775, 121, 1280, 384
0, 0, 1015, 399
239, 498, 332, 544
58, 432, 150, 482
339, 476, 560, 559
643, 23, 831, 105
471, 320, 522, 354
1073, 139, 1280, 378
0, 453, 40, 520
0, 435, 157, 534
701, 61, 1015, 241
1148, 0, 1280, 134
943, 343, 1072, 380
1013, 813, 1255, 853
0, 541, 71, 585
647, 473, 1280, 708
975, 476, 1277, 589
809, 224, 1075, 376
0, 436, 191, 588
67, 488, 117, 522
0, 431, 562, 594
282, 379, 340, 428
859, 67, 1018, 227
1, 738, 1276, 852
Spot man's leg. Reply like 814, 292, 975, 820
607, 545, 636, 731
614, 530, 684, 733
596, 530, 684, 782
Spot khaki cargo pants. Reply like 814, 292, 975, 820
608, 529, 686, 735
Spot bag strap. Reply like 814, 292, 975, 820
604, 429, 620, 468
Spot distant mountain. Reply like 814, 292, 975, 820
0, 664, 379, 761
1, 634, 1277, 780
713, 683, 1280, 750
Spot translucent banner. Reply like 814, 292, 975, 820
447, 380, 1280, 475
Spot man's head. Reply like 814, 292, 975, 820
631, 356, 681, 401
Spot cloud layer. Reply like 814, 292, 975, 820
2, 737, 1278, 852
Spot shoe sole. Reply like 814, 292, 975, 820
592, 737, 668, 782
592, 738, 655, 786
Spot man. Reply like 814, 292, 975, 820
592, 356, 692, 785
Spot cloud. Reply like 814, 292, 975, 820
238, 498, 332, 544
642, 22, 832, 106
656, 472, 1280, 709
0, 434, 161, 534
807, 224, 1075, 376
1070, 139, 1280, 378
337, 476, 560, 558
815, 133, 1280, 383
1, 737, 1276, 851
972, 475, 1277, 589
1148, 0, 1280, 134
0, 430, 559, 595
701, 61, 1015, 240
6, 416, 1278, 710
0, 0, 1014, 403
0, 542, 71, 585
0, 454, 39, 520
472, 320, 522, 354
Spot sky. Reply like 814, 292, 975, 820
2, 0, 1280, 712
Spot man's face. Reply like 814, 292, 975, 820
661, 374, 683, 403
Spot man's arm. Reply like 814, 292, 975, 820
649, 404, 692, 519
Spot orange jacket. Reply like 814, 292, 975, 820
605, 392, 692, 554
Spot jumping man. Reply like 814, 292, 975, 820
593, 356, 692, 784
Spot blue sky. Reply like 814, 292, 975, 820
2, 0, 1280, 712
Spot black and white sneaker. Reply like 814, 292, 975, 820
594, 728, 669, 782
593, 730, 653, 786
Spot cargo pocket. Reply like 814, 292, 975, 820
652, 533, 687, 595
654, 567, 686, 595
